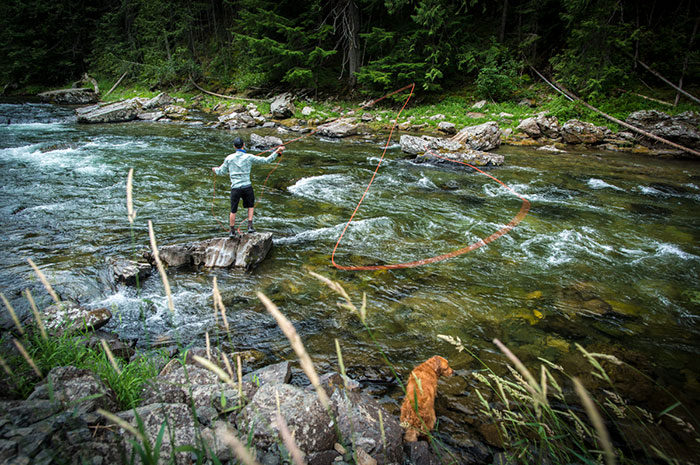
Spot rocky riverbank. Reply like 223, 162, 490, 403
50, 88, 700, 160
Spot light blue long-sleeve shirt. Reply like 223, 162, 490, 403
214, 149, 279, 188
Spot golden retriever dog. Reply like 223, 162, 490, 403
400, 355, 454, 441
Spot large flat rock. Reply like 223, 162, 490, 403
145, 233, 273, 270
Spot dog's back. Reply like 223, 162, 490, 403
400, 355, 453, 441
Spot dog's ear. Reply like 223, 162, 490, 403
435, 356, 453, 376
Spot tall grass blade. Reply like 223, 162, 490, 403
573, 377, 615, 465
100, 339, 123, 375
221, 431, 263, 465
0, 353, 13, 376
274, 413, 306, 465
13, 338, 41, 377
147, 221, 174, 313
27, 258, 61, 304
126, 168, 136, 224
257, 292, 330, 411
1, 292, 24, 335
24, 289, 47, 341
193, 355, 235, 388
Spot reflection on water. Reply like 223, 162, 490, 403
1, 101, 700, 413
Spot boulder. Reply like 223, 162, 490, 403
39, 302, 112, 334
270, 93, 295, 119
142, 92, 174, 110
27, 366, 118, 415
163, 104, 188, 120
316, 117, 359, 138
400, 135, 504, 167
516, 113, 561, 139
302, 106, 314, 116
144, 233, 273, 270
237, 383, 336, 454
137, 111, 165, 121
116, 403, 197, 465
331, 390, 403, 464
437, 121, 457, 135
452, 121, 501, 150
626, 110, 700, 149
250, 133, 284, 150
37, 88, 99, 105
561, 119, 610, 144
106, 257, 151, 286
76, 98, 145, 123
472, 100, 487, 109
218, 111, 257, 129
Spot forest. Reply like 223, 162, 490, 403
1, 0, 698, 102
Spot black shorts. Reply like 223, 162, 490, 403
230, 185, 255, 213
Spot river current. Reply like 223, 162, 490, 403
1, 101, 700, 413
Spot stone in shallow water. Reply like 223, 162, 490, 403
145, 233, 273, 270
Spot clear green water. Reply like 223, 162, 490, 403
1, 102, 700, 412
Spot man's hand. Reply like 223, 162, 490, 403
277, 145, 286, 153
211, 167, 218, 173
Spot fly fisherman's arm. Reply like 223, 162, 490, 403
212, 158, 228, 174
251, 145, 286, 164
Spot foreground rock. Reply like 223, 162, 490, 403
23, 302, 113, 335
144, 233, 273, 270
400, 134, 504, 167
38, 88, 99, 105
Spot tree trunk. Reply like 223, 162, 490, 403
499, 0, 508, 43
346, 0, 361, 87
675, 16, 699, 106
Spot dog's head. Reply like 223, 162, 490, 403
427, 355, 454, 377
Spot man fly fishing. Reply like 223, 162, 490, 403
212, 137, 285, 238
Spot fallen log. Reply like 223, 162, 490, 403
189, 77, 268, 103
636, 59, 700, 106
531, 67, 700, 158
105, 71, 129, 97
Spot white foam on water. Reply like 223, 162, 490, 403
652, 242, 698, 261
520, 227, 614, 267
0, 143, 112, 175
288, 174, 356, 205
588, 178, 624, 191
416, 172, 438, 190
275, 217, 393, 245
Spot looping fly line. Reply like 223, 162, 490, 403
212, 83, 530, 269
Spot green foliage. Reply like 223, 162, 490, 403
3, 329, 163, 410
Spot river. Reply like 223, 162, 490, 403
1, 100, 699, 427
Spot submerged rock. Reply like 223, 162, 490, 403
145, 233, 273, 270
106, 257, 151, 287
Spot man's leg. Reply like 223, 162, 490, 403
246, 208, 255, 233
229, 212, 237, 228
